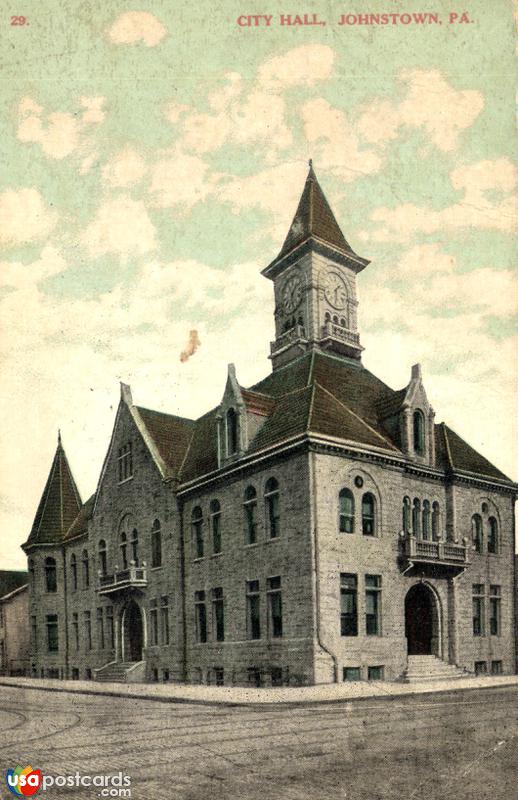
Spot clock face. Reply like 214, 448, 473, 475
282, 275, 303, 314
324, 269, 348, 310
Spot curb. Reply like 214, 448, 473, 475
1, 676, 518, 707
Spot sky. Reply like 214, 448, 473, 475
0, 0, 517, 569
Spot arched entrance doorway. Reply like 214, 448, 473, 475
122, 600, 144, 662
405, 583, 441, 656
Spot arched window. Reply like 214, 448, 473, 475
265, 478, 280, 539
412, 499, 421, 537
151, 520, 162, 568
210, 501, 222, 554
45, 557, 57, 593
70, 553, 77, 590
422, 500, 431, 540
131, 529, 139, 565
82, 549, 89, 588
340, 317, 346, 327
192, 506, 204, 559
332, 314, 338, 324
120, 532, 128, 570
339, 489, 355, 534
98, 540, 107, 577
472, 514, 483, 553
488, 517, 498, 554
432, 502, 440, 540
244, 486, 257, 545
402, 497, 411, 534
362, 493, 375, 536
325, 312, 331, 322
413, 410, 425, 456
226, 408, 238, 455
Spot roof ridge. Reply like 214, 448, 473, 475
314, 381, 399, 450
441, 422, 454, 472
136, 405, 195, 425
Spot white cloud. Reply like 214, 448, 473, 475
0, 188, 58, 247
302, 97, 382, 180
148, 148, 215, 209
107, 11, 167, 47
367, 158, 517, 241
358, 70, 484, 152
257, 44, 335, 91
81, 196, 156, 257
102, 147, 147, 188
17, 97, 106, 160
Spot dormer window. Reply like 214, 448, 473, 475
226, 408, 238, 455
118, 442, 133, 482
413, 410, 425, 455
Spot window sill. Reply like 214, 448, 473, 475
192, 557, 205, 563
244, 542, 260, 549
211, 552, 223, 559
265, 537, 280, 544
150, 566, 163, 572
118, 476, 134, 486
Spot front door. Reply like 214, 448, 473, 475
123, 600, 143, 662
405, 584, 433, 655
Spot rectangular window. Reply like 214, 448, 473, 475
267, 576, 283, 638
193, 519, 204, 559
151, 528, 162, 568
46, 614, 58, 652
368, 665, 384, 681
340, 574, 358, 636
491, 660, 503, 675
365, 575, 381, 636
214, 667, 224, 686
271, 667, 283, 687
72, 612, 79, 651
106, 606, 114, 649
266, 493, 280, 539
117, 442, 133, 482
489, 585, 501, 636
246, 580, 261, 640
343, 667, 361, 682
161, 596, 170, 645
212, 587, 225, 642
150, 599, 158, 646
195, 590, 207, 643
212, 512, 222, 554
245, 503, 257, 545
96, 607, 104, 649
248, 667, 261, 687
31, 616, 37, 653
472, 584, 485, 637
474, 660, 487, 676
71, 668, 79, 680
84, 611, 92, 650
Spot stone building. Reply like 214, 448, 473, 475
23, 165, 517, 685
0, 572, 29, 676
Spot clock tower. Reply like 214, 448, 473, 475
262, 163, 370, 370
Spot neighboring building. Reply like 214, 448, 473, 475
22, 165, 517, 685
0, 571, 29, 676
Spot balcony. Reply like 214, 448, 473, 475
98, 562, 148, 596
400, 532, 470, 575
320, 321, 362, 356
270, 324, 307, 356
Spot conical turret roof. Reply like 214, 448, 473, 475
25, 434, 82, 546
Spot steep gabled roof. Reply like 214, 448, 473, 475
64, 493, 96, 541
438, 423, 511, 482
136, 406, 195, 480
278, 165, 357, 260
0, 570, 28, 599
25, 437, 82, 546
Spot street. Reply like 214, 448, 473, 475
0, 685, 516, 800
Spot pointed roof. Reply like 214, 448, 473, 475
25, 436, 82, 547
278, 164, 355, 259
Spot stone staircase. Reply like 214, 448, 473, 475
94, 661, 145, 683
402, 655, 470, 683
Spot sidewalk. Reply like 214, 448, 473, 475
1, 673, 518, 706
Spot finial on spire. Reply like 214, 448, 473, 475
57, 429, 62, 447
308, 158, 313, 168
